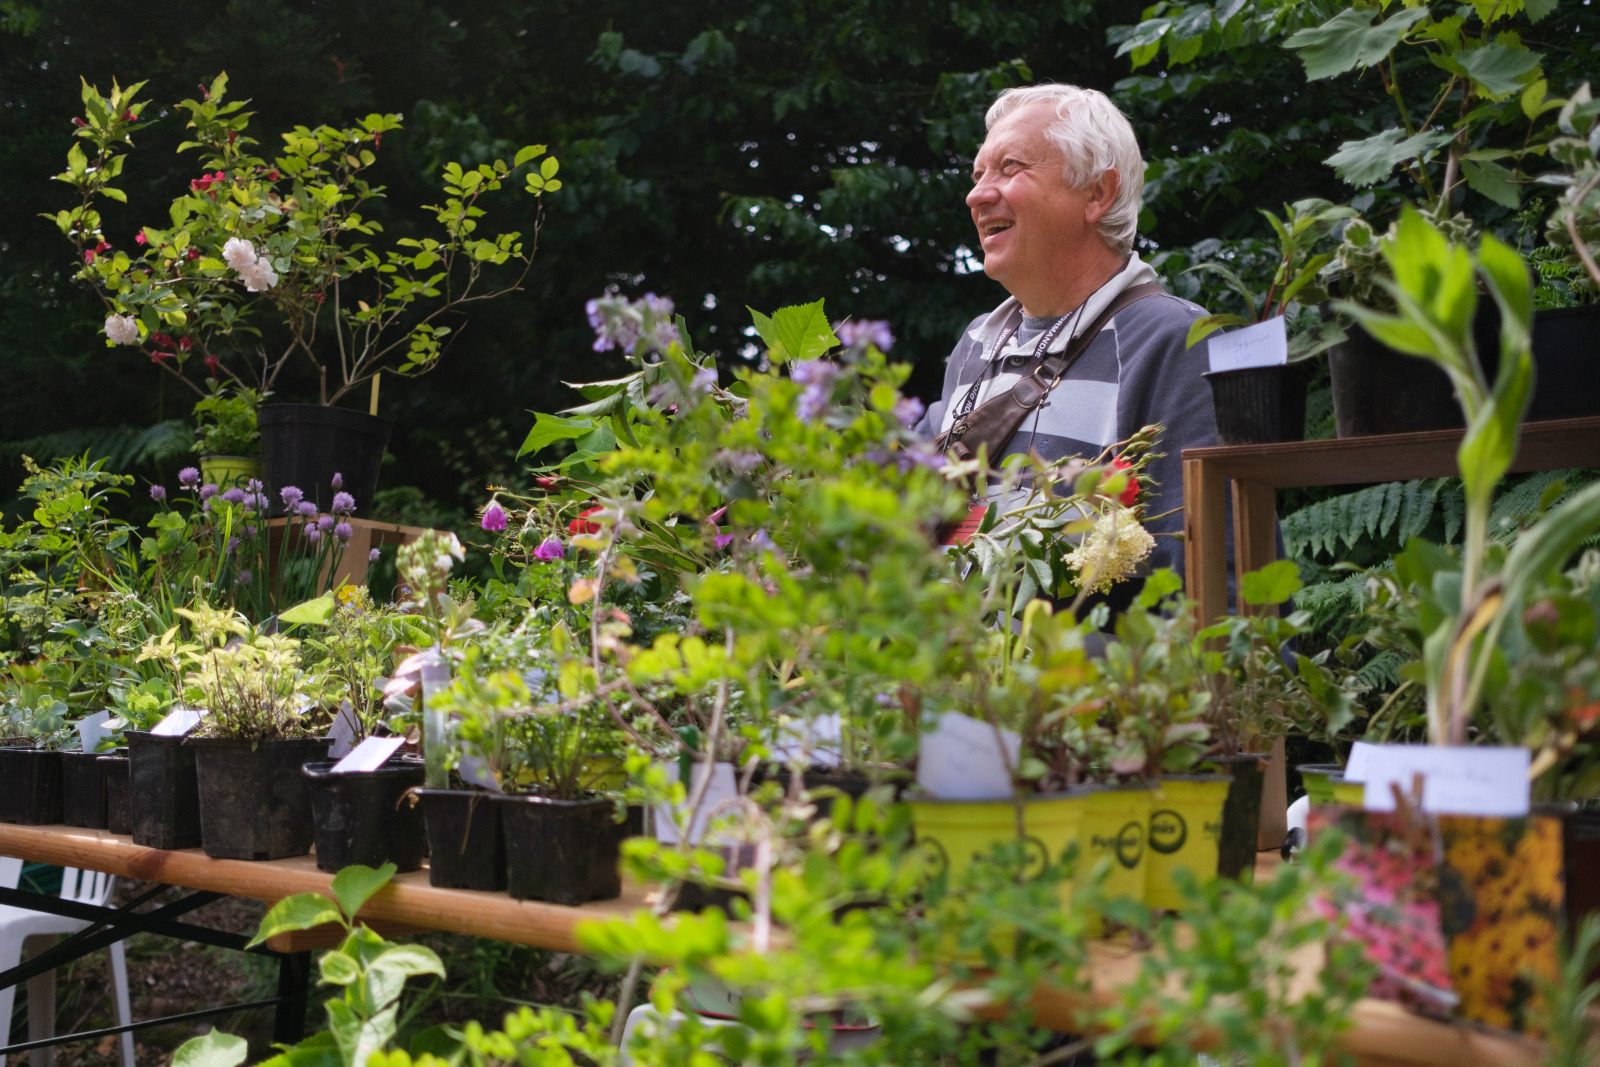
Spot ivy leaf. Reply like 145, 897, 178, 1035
1452, 41, 1542, 99
1325, 128, 1453, 186
1285, 6, 1429, 81
747, 300, 839, 364
1461, 158, 1521, 208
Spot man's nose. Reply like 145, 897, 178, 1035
966, 180, 996, 210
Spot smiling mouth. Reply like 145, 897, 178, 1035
980, 220, 1014, 240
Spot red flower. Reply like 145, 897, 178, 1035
189, 171, 225, 196
187, 248, 201, 260
265, 169, 280, 181
535, 476, 565, 490
122, 110, 135, 122
1110, 456, 1139, 507
313, 291, 326, 304
203, 354, 219, 374
71, 117, 86, 128
149, 332, 174, 351
83, 240, 110, 264
178, 337, 193, 352
134, 232, 147, 245
149, 349, 172, 363
567, 507, 603, 535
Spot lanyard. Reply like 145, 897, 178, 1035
950, 306, 1079, 423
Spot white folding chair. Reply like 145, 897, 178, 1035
0, 859, 134, 1067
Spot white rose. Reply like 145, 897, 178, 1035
222, 237, 256, 271
104, 314, 140, 345
237, 256, 279, 292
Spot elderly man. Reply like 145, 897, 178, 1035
917, 83, 1216, 587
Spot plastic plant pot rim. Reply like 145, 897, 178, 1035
301, 758, 423, 780
902, 785, 1092, 805
489, 791, 612, 808
1148, 773, 1232, 784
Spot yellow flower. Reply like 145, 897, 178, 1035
1064, 509, 1155, 595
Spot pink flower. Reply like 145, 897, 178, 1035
533, 537, 565, 561
481, 500, 507, 532
83, 240, 110, 264
134, 232, 148, 246
190, 171, 225, 196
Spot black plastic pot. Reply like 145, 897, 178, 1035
257, 404, 392, 516
1204, 362, 1311, 446
60, 750, 108, 829
493, 794, 623, 905
1204, 752, 1268, 882
127, 731, 203, 849
304, 759, 427, 873
1329, 324, 1464, 438
100, 754, 132, 835
418, 788, 507, 891
190, 737, 329, 860
1474, 301, 1600, 423
0, 748, 64, 824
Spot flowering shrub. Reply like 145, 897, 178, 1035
54, 75, 560, 404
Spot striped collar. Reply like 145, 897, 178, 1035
968, 253, 1160, 361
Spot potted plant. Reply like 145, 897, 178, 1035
0, 688, 72, 824
55, 77, 559, 513
1186, 199, 1355, 445
192, 387, 263, 490
99, 677, 176, 836
294, 587, 430, 873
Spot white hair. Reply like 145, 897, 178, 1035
985, 84, 1145, 255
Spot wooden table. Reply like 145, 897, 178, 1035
0, 824, 1544, 1066
266, 515, 437, 590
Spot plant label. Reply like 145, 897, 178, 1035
76, 710, 112, 751
328, 700, 361, 758
772, 712, 842, 768
916, 711, 1020, 800
655, 761, 738, 845
1207, 316, 1288, 373
332, 736, 405, 774
1356, 744, 1530, 816
150, 707, 202, 737
458, 752, 500, 792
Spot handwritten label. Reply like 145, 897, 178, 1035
655, 761, 738, 845
77, 710, 112, 752
915, 711, 1020, 800
150, 707, 202, 737
1358, 744, 1530, 816
331, 736, 405, 774
1207, 316, 1288, 373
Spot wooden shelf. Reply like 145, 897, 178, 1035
0, 825, 1543, 1065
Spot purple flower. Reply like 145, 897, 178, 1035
245, 478, 263, 493
690, 366, 717, 394
249, 493, 270, 512
533, 536, 565, 561
750, 529, 775, 552
221, 487, 246, 505
481, 500, 508, 532
317, 514, 335, 532
334, 522, 353, 542
149, 485, 167, 502
241, 524, 257, 538
280, 485, 304, 509
331, 491, 356, 514
368, 548, 381, 562
586, 295, 641, 353
305, 526, 322, 543
893, 396, 925, 428
225, 536, 239, 553
296, 500, 318, 519
790, 360, 837, 387
236, 570, 252, 584
714, 533, 735, 550
330, 472, 343, 490
199, 483, 219, 501
178, 467, 201, 490
834, 319, 894, 352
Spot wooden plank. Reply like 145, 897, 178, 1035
1181, 416, 1600, 490
1257, 735, 1288, 851
264, 919, 426, 954
1230, 479, 1279, 619
1183, 458, 1228, 628
266, 517, 438, 590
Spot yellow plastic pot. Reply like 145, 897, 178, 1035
200, 455, 260, 489
1296, 763, 1343, 805
907, 790, 1087, 888
1144, 775, 1230, 911
1327, 773, 1364, 806
582, 753, 628, 791
1079, 783, 1151, 906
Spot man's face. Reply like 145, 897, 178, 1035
966, 101, 1100, 298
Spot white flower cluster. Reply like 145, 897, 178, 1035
222, 237, 279, 292
104, 314, 140, 345
1064, 508, 1156, 596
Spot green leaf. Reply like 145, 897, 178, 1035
746, 300, 839, 363
279, 594, 336, 627
1241, 560, 1303, 606
331, 862, 397, 924
1186, 313, 1249, 348
517, 413, 595, 458
1285, 6, 1429, 81
369, 944, 446, 983
246, 893, 343, 949
1325, 128, 1453, 186
318, 949, 361, 986
512, 144, 546, 167
173, 1030, 248, 1067
1454, 41, 1542, 99
1460, 158, 1520, 208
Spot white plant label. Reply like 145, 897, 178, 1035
458, 752, 500, 791
331, 736, 405, 774
150, 707, 202, 737
1358, 744, 1530, 816
76, 710, 112, 751
1342, 740, 1378, 782
916, 711, 1020, 800
772, 712, 843, 768
328, 701, 362, 758
655, 761, 738, 845
1207, 316, 1288, 373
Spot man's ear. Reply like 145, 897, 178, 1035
1083, 168, 1121, 227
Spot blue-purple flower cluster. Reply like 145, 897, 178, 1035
791, 359, 839, 421
282, 473, 358, 546
833, 319, 894, 353
585, 292, 679, 356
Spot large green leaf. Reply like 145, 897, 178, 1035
1452, 41, 1542, 99
1502, 481, 1600, 606
1325, 128, 1453, 186
246, 893, 343, 949
517, 412, 595, 458
1285, 6, 1429, 81
331, 862, 397, 923
172, 1030, 247, 1067
1241, 560, 1303, 606
1460, 158, 1520, 208
279, 594, 336, 627
747, 300, 838, 364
